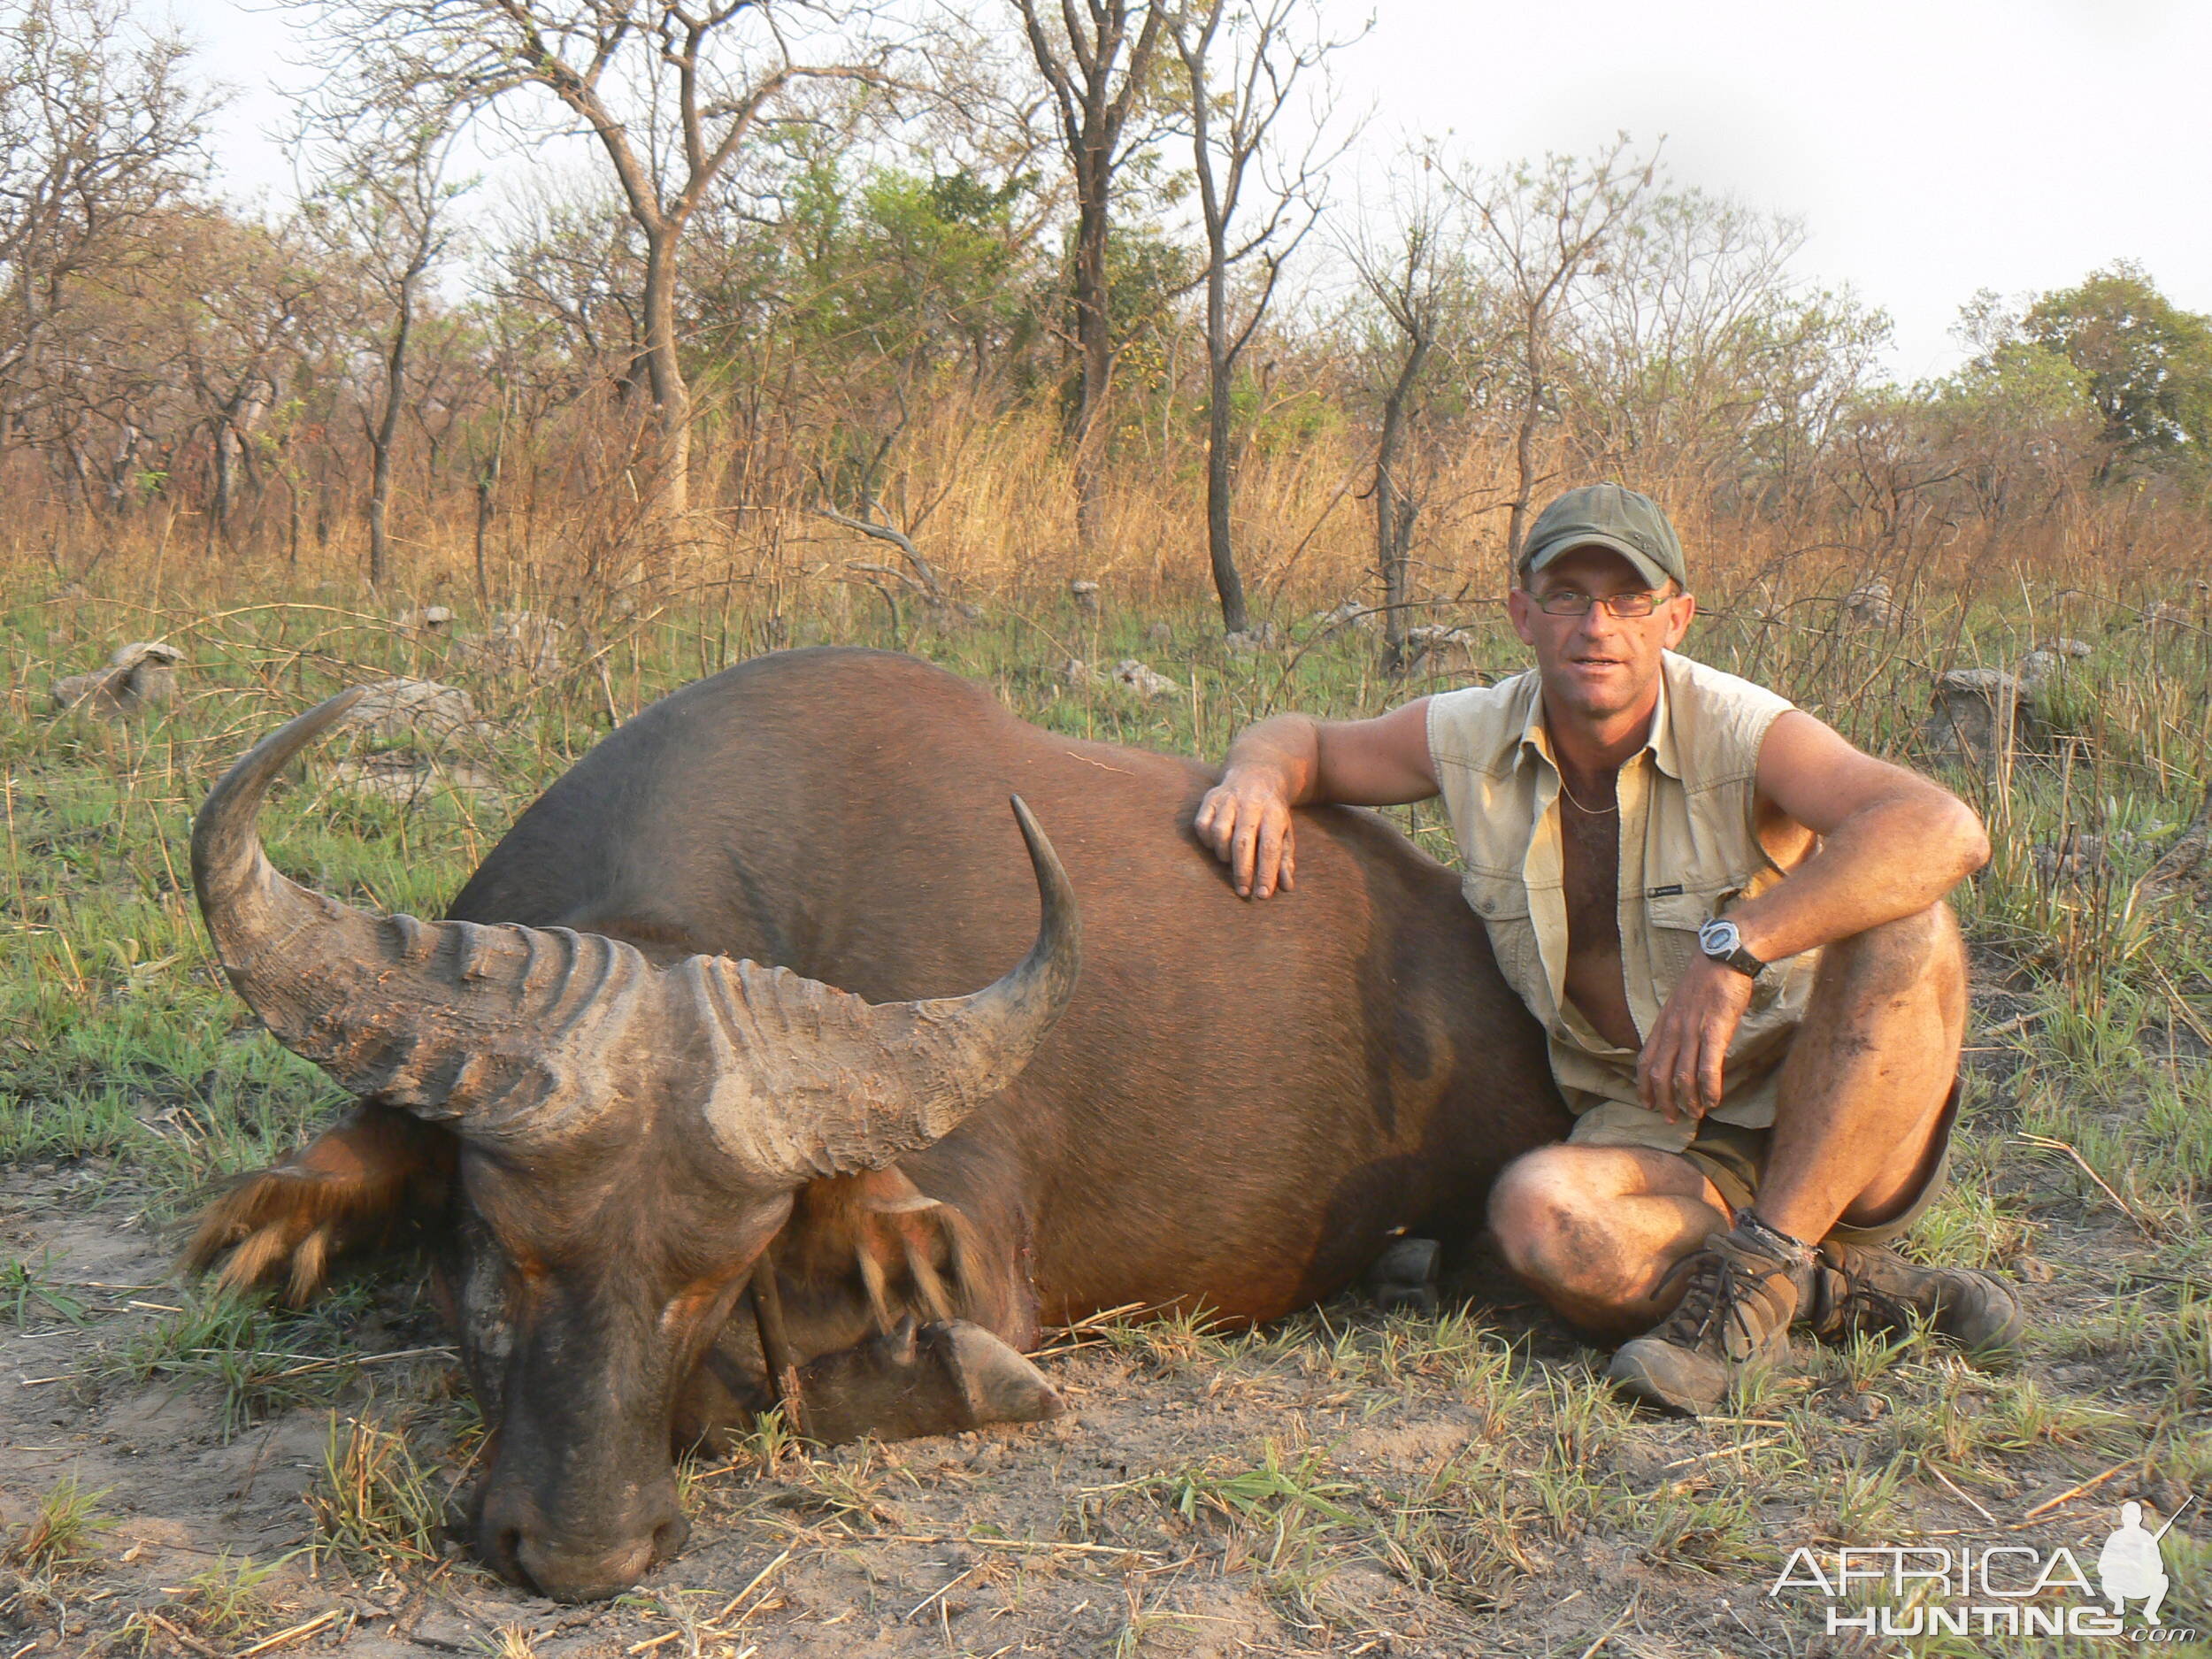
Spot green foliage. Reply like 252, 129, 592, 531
304, 1411, 446, 1570
92, 1283, 381, 1440
2024, 261, 2212, 473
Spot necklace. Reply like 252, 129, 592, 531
1555, 771, 1618, 815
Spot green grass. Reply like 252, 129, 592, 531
3, 1475, 111, 1578
88, 1282, 383, 1440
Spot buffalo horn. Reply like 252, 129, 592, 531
191, 690, 654, 1139
196, 696, 1081, 1173
689, 795, 1081, 1179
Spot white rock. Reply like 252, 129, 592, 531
1110, 659, 1179, 699
1310, 601, 1377, 634
329, 754, 500, 806
344, 678, 492, 748
1842, 580, 1901, 626
51, 640, 183, 717
394, 605, 456, 634
1920, 668, 2048, 768
1223, 623, 1283, 653
452, 611, 567, 679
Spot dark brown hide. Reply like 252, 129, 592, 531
444, 648, 1566, 1327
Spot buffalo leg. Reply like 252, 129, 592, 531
1363, 1237, 1442, 1314
182, 1103, 453, 1303
674, 1168, 1056, 1448
778, 1167, 1037, 1350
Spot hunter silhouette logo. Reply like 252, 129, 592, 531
2098, 1497, 2193, 1625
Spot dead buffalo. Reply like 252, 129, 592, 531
186, 646, 1567, 1601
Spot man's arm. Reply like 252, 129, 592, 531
1729, 710, 1991, 963
1639, 709, 1990, 1121
1194, 699, 1440, 898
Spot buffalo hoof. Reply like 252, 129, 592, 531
1364, 1236, 1441, 1315
797, 1318, 1062, 1443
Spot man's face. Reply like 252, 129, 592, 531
1506, 545, 1695, 725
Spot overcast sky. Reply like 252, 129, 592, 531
181, 0, 2212, 381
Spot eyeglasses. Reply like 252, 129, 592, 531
1532, 589, 1672, 618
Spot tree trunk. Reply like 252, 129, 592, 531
1376, 330, 1431, 675
208, 424, 234, 549
474, 472, 495, 610
1203, 254, 1248, 634
366, 276, 416, 589
1070, 171, 1112, 553
641, 226, 693, 519
1504, 323, 1546, 568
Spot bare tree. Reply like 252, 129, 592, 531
1010, 0, 1168, 545
1170, 0, 1353, 634
301, 104, 471, 587
1440, 137, 1657, 565
1346, 168, 1471, 672
296, 0, 896, 520
0, 0, 212, 460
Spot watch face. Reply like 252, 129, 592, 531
1699, 918, 1740, 956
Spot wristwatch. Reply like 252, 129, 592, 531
1698, 917, 1766, 979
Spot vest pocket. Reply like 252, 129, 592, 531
1462, 872, 1545, 1012
1645, 888, 1780, 1010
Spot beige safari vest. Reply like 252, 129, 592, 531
1425, 651, 1816, 1154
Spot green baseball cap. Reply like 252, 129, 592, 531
1519, 483, 1686, 591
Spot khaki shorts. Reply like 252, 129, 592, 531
1675, 1078, 1962, 1246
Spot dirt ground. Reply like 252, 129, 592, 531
0, 995, 2204, 1659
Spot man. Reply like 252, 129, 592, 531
1194, 483, 2023, 1415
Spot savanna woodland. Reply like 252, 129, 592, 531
1, 0, 2208, 1654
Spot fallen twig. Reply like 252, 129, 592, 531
2016, 1134, 2154, 1235
235, 1608, 346, 1655
902, 1565, 974, 1622
1573, 1594, 1639, 1659
1924, 1462, 2000, 1527
873, 1532, 1161, 1560
710, 1548, 793, 1623
2022, 1457, 2139, 1522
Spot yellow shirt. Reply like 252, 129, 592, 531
1425, 651, 1816, 1152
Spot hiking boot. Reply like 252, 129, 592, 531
1809, 1240, 2025, 1357
1607, 1216, 1814, 1416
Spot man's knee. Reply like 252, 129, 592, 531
1818, 902, 1964, 1002
1488, 1148, 1619, 1289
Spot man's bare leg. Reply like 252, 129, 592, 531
1487, 1145, 1731, 1339
1491, 904, 1987, 1348
1754, 903, 1965, 1242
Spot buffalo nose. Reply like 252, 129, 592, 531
514, 1531, 659, 1604
482, 1499, 688, 1603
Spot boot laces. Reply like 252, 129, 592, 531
1665, 1232, 1796, 1359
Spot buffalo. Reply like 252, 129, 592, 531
186, 646, 1567, 1601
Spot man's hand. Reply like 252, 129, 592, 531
1194, 701, 1439, 900
1637, 956, 1756, 1123
1194, 772, 1297, 899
